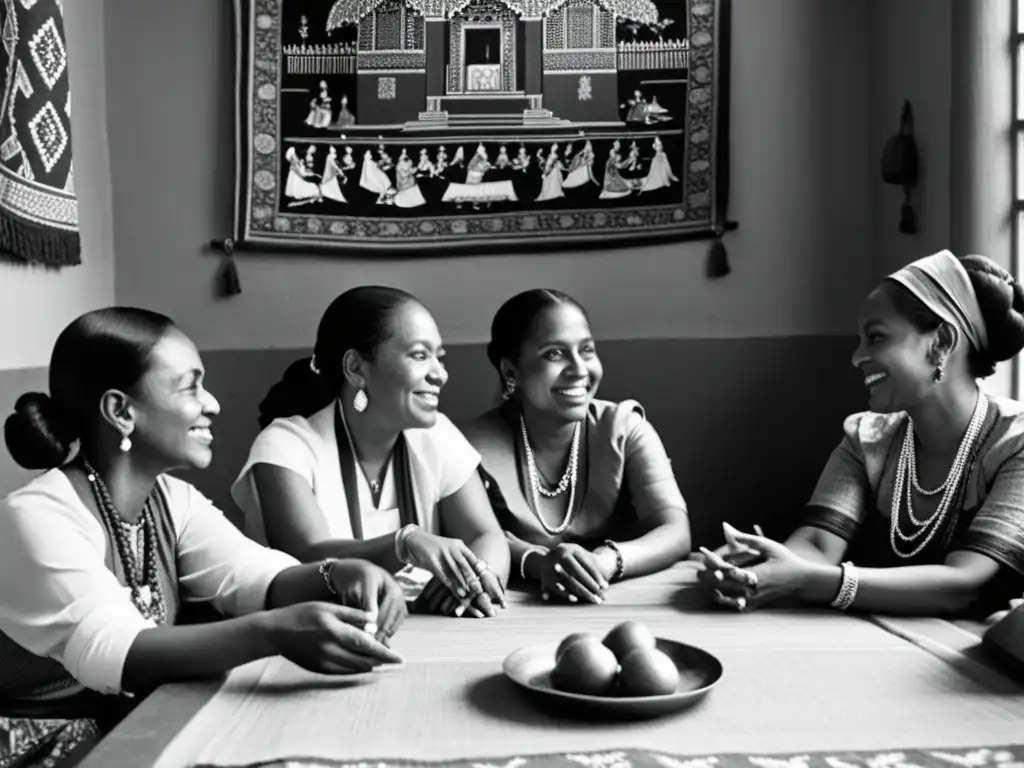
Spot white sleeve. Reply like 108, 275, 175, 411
0, 489, 154, 696
230, 418, 320, 538
433, 413, 482, 500
170, 478, 300, 616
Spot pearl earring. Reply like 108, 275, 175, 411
353, 388, 368, 413
119, 435, 132, 452
502, 379, 516, 401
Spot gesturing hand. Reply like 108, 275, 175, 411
268, 602, 405, 674
405, 529, 505, 610
697, 526, 814, 612
412, 574, 505, 618
327, 559, 408, 643
538, 543, 610, 605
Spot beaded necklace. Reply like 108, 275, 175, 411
519, 414, 580, 535
81, 459, 168, 624
889, 393, 988, 560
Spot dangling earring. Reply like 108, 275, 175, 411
353, 388, 368, 413
933, 359, 946, 383
502, 378, 516, 401
119, 434, 132, 452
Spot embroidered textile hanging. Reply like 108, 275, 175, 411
0, 0, 79, 266
229, 0, 731, 254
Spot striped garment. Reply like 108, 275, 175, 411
801, 394, 1024, 616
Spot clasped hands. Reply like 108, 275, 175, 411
538, 543, 615, 605
404, 529, 507, 618
696, 522, 814, 612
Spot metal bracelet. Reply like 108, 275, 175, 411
395, 523, 418, 565
830, 561, 858, 611
603, 539, 625, 582
319, 558, 339, 597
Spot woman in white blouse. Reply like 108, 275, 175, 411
0, 308, 406, 766
232, 286, 510, 619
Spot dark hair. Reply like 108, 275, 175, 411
257, 286, 420, 428
4, 307, 176, 470
883, 254, 1024, 378
486, 289, 590, 374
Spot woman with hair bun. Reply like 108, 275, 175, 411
0, 308, 407, 767
701, 251, 1024, 618
458, 289, 691, 605
232, 287, 510, 620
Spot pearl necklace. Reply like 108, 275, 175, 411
82, 460, 168, 623
519, 414, 580, 535
889, 393, 988, 559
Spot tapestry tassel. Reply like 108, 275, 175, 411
707, 231, 731, 278
215, 238, 242, 297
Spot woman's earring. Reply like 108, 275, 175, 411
933, 359, 946, 383
119, 434, 132, 453
502, 378, 516, 401
353, 388, 368, 413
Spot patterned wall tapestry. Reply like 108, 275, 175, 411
0, 0, 78, 266
231, 0, 730, 254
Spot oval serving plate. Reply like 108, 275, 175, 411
502, 638, 722, 719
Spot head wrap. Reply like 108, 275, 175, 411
887, 249, 988, 352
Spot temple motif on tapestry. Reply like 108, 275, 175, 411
234, 0, 730, 253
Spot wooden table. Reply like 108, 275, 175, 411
79, 565, 1024, 768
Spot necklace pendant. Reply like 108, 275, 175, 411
137, 585, 153, 607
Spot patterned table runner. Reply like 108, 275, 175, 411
195, 744, 1024, 768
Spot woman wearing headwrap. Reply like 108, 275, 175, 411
699, 251, 1024, 618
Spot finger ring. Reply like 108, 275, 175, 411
735, 596, 747, 612
747, 571, 759, 588
553, 563, 565, 574
473, 560, 491, 575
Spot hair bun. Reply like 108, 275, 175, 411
962, 255, 1024, 363
4, 392, 73, 470
256, 357, 335, 429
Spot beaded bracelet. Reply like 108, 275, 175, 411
603, 540, 625, 582
520, 546, 547, 581
319, 558, 339, 597
830, 561, 858, 611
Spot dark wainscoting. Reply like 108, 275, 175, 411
0, 336, 863, 550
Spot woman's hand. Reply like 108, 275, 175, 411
697, 527, 816, 612
265, 602, 405, 674
404, 529, 504, 609
537, 543, 609, 605
327, 559, 408, 643
986, 597, 1024, 625
412, 574, 505, 618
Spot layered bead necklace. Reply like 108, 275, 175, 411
889, 393, 988, 559
81, 459, 168, 624
519, 414, 581, 535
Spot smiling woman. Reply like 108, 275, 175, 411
458, 290, 692, 606
232, 287, 511, 620
0, 308, 410, 767
699, 251, 1024, 620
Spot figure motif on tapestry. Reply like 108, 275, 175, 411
639, 135, 678, 193
535, 144, 566, 203
236, 0, 729, 251
305, 81, 333, 128
329, 94, 356, 128
284, 146, 322, 205
319, 146, 348, 203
